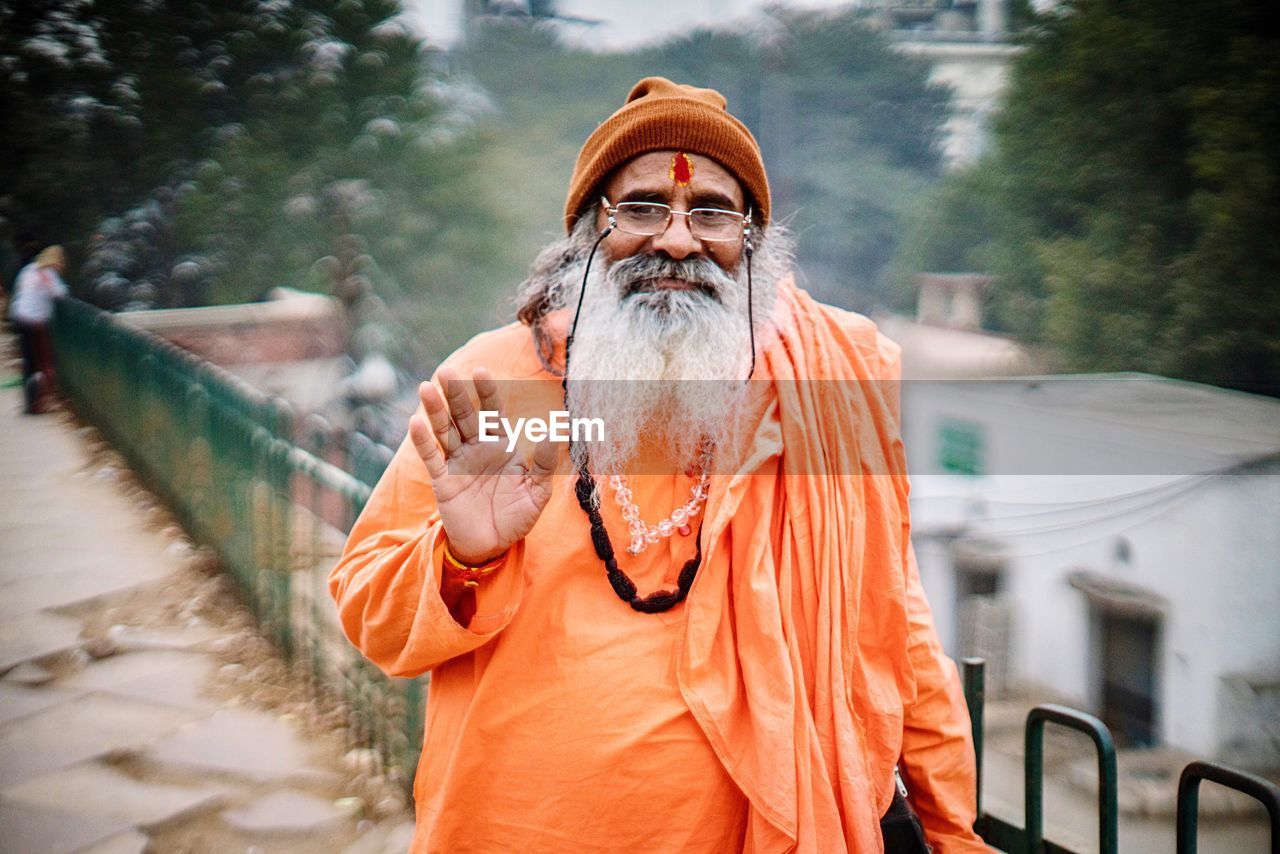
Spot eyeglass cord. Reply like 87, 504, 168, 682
745, 234, 756, 382
562, 225, 614, 393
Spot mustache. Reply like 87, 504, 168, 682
607, 252, 735, 300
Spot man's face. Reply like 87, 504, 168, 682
595, 151, 747, 282
554, 150, 783, 473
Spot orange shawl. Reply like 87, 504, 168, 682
680, 280, 921, 851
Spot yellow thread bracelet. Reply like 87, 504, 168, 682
442, 541, 506, 587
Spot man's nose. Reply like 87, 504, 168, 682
650, 211, 702, 260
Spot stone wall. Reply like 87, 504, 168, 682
118, 290, 345, 367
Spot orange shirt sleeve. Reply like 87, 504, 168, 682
873, 325, 988, 851
328, 433, 523, 679
899, 540, 990, 852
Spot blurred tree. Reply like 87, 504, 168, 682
460, 7, 948, 314
893, 0, 1280, 394
1, 3, 950, 367
0, 0, 156, 277
1, 0, 505, 371
742, 7, 946, 310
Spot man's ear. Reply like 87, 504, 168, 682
589, 201, 609, 234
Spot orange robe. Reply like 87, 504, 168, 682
330, 279, 987, 852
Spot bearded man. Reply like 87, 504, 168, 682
330, 78, 986, 853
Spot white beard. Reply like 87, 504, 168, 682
564, 239, 780, 476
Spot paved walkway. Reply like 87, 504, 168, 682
0, 377, 414, 853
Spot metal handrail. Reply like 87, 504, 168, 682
49, 298, 421, 787
1025, 704, 1118, 854
1177, 761, 1280, 854
961, 658, 1274, 854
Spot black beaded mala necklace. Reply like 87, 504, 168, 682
559, 213, 755, 614
572, 461, 705, 613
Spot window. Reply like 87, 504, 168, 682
938, 417, 985, 476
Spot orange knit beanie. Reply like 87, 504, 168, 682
564, 77, 771, 233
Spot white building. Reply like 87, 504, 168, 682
892, 36, 1019, 168
902, 374, 1280, 769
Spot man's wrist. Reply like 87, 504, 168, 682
441, 537, 508, 588
443, 539, 507, 568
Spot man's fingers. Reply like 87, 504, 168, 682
442, 369, 481, 444
473, 367, 504, 420
420, 379, 460, 455
408, 412, 449, 481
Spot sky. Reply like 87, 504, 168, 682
398, 0, 859, 50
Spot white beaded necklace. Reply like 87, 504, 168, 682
608, 446, 714, 556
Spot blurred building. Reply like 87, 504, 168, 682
118, 288, 346, 370
117, 289, 412, 441
878, 0, 1021, 168
876, 273, 1042, 380
901, 374, 1280, 770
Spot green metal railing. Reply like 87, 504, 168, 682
51, 298, 423, 788
962, 658, 1280, 853
1178, 762, 1280, 854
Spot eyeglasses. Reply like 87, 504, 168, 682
601, 196, 752, 242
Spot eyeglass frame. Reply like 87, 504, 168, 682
600, 195, 753, 243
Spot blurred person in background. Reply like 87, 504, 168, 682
330, 78, 985, 853
1, 231, 44, 314
10, 244, 68, 414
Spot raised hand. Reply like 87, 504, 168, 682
408, 366, 558, 566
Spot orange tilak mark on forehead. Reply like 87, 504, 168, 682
670, 152, 694, 186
